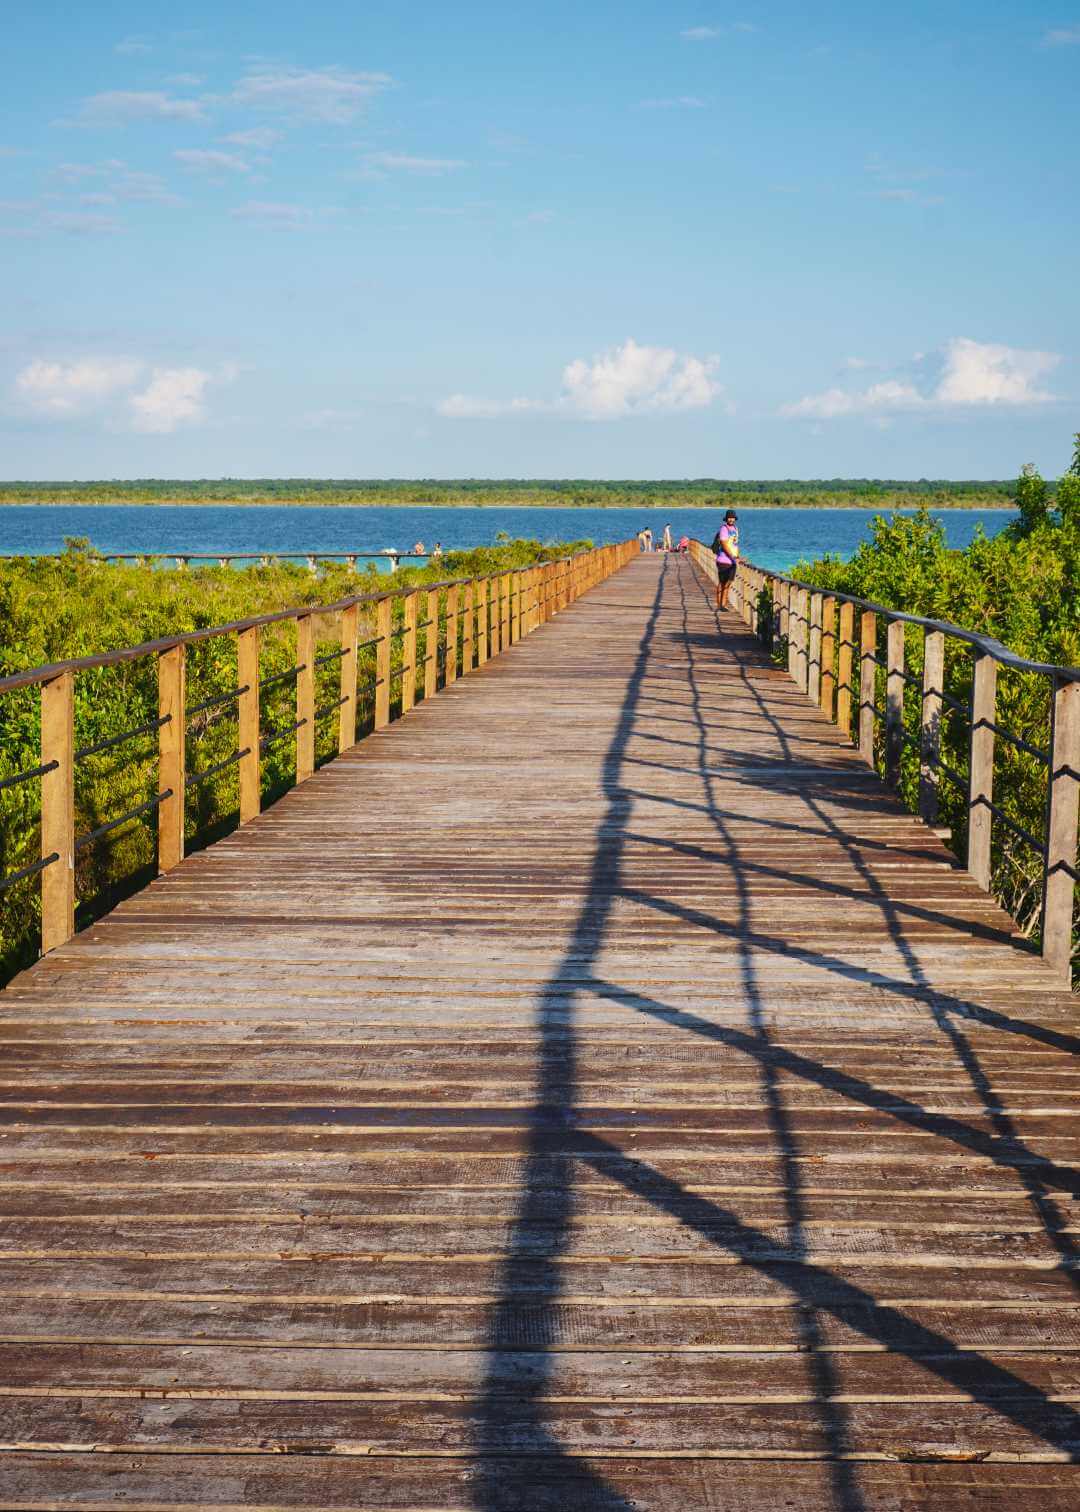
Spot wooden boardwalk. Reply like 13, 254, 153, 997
1, 552, 1078, 1510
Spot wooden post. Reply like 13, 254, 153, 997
237, 627, 260, 822
885, 620, 905, 787
796, 589, 810, 691
820, 597, 836, 719
859, 610, 877, 767
967, 650, 998, 891
1043, 676, 1080, 980
919, 629, 945, 824
837, 602, 855, 737
461, 581, 474, 672
40, 671, 74, 956
338, 603, 358, 753
445, 585, 459, 683
157, 645, 185, 873
477, 579, 489, 664
786, 586, 798, 679
401, 591, 418, 713
425, 589, 439, 698
375, 597, 391, 728
500, 572, 511, 649
296, 614, 315, 782
807, 593, 823, 706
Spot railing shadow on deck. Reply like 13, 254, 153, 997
470, 552, 1080, 1512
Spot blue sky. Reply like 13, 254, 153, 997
1, 1, 1077, 480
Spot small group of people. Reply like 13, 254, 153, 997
637, 523, 690, 554
637, 510, 741, 612
410, 541, 443, 557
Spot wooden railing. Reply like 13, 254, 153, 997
0, 541, 636, 960
688, 539, 1080, 981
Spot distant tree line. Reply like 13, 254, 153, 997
0, 477, 1021, 508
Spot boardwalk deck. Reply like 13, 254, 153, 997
0, 552, 1077, 1510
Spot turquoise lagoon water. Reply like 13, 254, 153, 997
0, 503, 1014, 574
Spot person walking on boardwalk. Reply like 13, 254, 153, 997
661, 522, 673, 552
712, 509, 739, 612
642, 526, 653, 552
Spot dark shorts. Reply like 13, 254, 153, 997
716, 562, 736, 584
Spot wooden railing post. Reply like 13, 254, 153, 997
837, 602, 855, 737
820, 597, 836, 719
157, 645, 185, 873
445, 585, 459, 683
461, 581, 474, 672
919, 630, 945, 825
786, 585, 798, 679
296, 613, 315, 782
807, 592, 823, 705
40, 671, 74, 955
425, 589, 439, 698
401, 591, 418, 713
786, 589, 804, 692
859, 611, 877, 767
501, 572, 511, 648
237, 627, 260, 822
967, 650, 998, 891
375, 597, 391, 728
477, 579, 489, 663
885, 620, 905, 787
338, 603, 358, 754
488, 579, 500, 657
1043, 676, 1080, 980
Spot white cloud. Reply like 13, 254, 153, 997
174, 148, 249, 174
15, 358, 144, 413
230, 200, 334, 229
114, 37, 152, 56
438, 338, 724, 422
1043, 25, 1080, 45
783, 337, 1062, 419
639, 96, 706, 109
221, 127, 282, 149
129, 367, 213, 432
167, 73, 206, 87
364, 151, 467, 174
12, 357, 234, 431
231, 65, 391, 123
52, 160, 183, 207
42, 210, 123, 235
680, 23, 756, 40
72, 90, 207, 125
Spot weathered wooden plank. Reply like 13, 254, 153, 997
1, 552, 1075, 1503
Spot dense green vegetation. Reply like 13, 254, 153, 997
785, 440, 1080, 971
0, 535, 587, 981
0, 477, 1018, 508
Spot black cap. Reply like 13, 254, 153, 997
725, 510, 738, 521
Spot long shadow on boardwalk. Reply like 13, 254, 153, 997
470, 554, 1080, 1512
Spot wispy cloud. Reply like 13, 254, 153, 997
129, 367, 215, 433
1043, 24, 1080, 45
114, 37, 152, 56
15, 358, 144, 412
680, 22, 757, 40
71, 90, 207, 126
639, 96, 706, 109
439, 337, 724, 422
363, 151, 467, 175
53, 160, 183, 207
231, 65, 391, 123
174, 148, 250, 175
221, 127, 282, 150
782, 337, 1063, 418
230, 200, 335, 230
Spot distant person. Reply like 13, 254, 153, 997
642, 526, 653, 553
678, 534, 690, 555
662, 523, 673, 552
638, 527, 648, 553
412, 541, 426, 555
711, 510, 739, 611
432, 542, 443, 558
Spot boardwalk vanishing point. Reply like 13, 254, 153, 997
0, 550, 1078, 1509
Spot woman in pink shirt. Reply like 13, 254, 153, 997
712, 510, 739, 611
